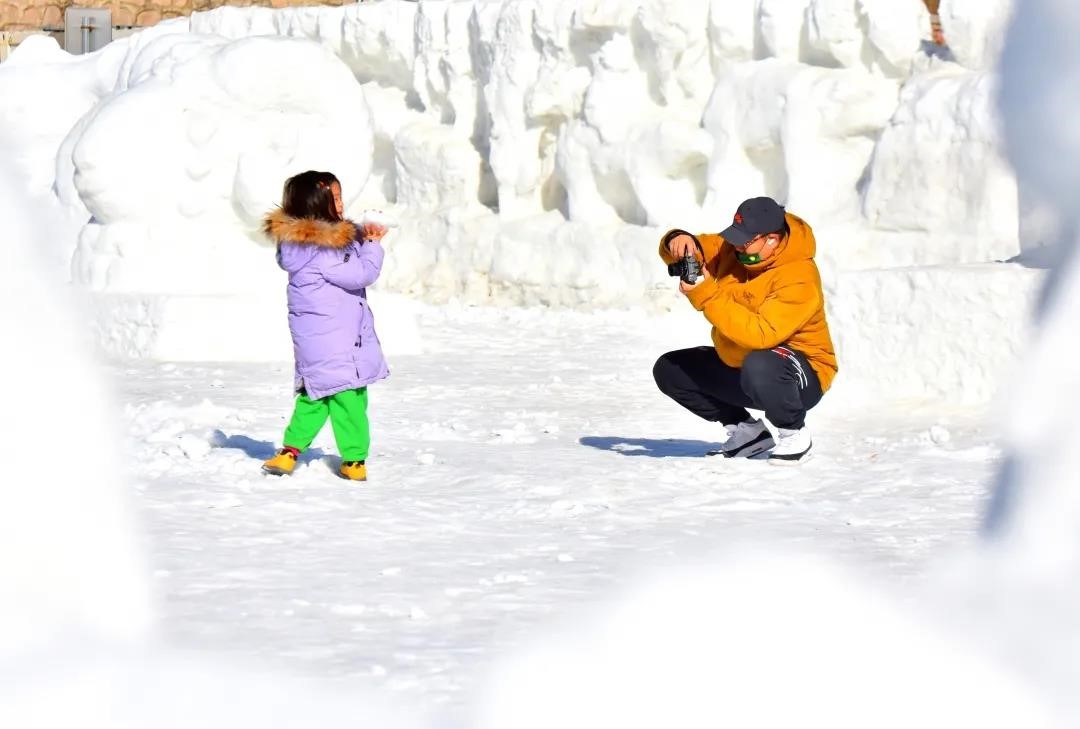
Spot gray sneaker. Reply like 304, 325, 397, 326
717, 419, 775, 458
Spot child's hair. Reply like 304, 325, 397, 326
281, 171, 342, 222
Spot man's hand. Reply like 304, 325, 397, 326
667, 233, 698, 260
679, 266, 712, 295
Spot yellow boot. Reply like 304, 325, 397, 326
262, 447, 299, 476
339, 460, 367, 481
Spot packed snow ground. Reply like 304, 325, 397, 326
120, 303, 1000, 718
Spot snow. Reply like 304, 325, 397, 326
804, 0, 929, 76
961, 0, 1080, 722
0, 168, 150, 657
475, 558, 1055, 729
0, 135, 420, 729
827, 263, 1039, 405
860, 70, 1019, 262
173, 0, 1015, 283
1, 267, 1060, 725
0, 0, 1034, 385
7, 0, 1080, 725
939, 0, 1015, 71
0, 36, 114, 195
2, 0, 1023, 280
68, 34, 372, 293
112, 310, 1017, 721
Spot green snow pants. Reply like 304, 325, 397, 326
283, 388, 370, 462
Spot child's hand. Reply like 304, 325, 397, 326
361, 222, 389, 241
359, 209, 394, 242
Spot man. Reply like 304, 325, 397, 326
922, 0, 948, 46
653, 197, 837, 464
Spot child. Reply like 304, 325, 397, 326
260, 170, 389, 481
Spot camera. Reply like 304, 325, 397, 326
668, 252, 702, 285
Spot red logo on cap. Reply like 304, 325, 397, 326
734, 213, 743, 224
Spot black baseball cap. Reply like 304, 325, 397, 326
720, 197, 787, 247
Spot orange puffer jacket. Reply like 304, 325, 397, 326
659, 212, 838, 392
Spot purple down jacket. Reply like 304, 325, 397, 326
264, 210, 389, 400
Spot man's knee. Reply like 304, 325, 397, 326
740, 349, 783, 390
653, 352, 680, 394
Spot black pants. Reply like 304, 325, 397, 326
653, 346, 823, 430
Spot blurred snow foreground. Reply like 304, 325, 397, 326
4, 1, 1080, 728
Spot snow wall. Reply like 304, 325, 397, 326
0, 0, 1038, 405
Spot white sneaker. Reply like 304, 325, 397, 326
768, 427, 813, 465
718, 418, 775, 458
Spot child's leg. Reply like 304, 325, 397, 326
327, 388, 370, 462
282, 392, 330, 451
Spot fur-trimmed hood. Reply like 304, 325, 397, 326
263, 209, 358, 248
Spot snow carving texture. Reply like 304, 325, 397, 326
78, 2, 1013, 288
0, 0, 1035, 402
67, 33, 372, 297
1, 0, 1021, 301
